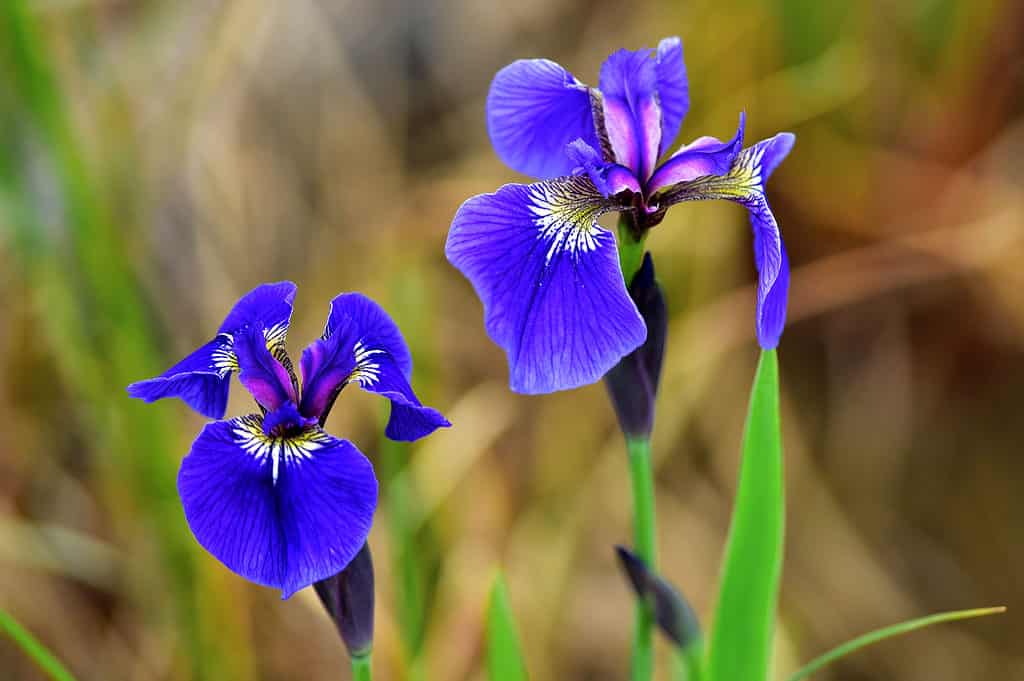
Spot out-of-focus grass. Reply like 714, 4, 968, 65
0, 1, 1022, 680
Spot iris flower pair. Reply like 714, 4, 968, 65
446, 37, 794, 393
128, 283, 448, 597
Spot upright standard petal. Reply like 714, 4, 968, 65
302, 293, 450, 440
599, 48, 662, 180
234, 325, 297, 411
654, 37, 690, 157
127, 281, 297, 418
487, 59, 601, 179
446, 175, 647, 393
178, 416, 378, 598
655, 135, 795, 348
127, 337, 233, 418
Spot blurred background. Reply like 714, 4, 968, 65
1, 0, 1022, 679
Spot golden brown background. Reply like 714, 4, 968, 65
1, 0, 1022, 679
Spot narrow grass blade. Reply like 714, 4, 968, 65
0, 609, 78, 681
487, 574, 528, 681
707, 349, 784, 681
787, 606, 1006, 681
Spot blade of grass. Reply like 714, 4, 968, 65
707, 349, 784, 681
0, 609, 78, 681
486, 574, 528, 681
787, 606, 1006, 681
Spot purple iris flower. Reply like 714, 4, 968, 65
128, 283, 449, 597
446, 38, 795, 394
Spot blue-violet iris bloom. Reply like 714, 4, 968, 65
128, 283, 450, 597
446, 37, 794, 393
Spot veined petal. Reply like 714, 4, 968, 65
234, 326, 297, 411
306, 293, 450, 440
351, 351, 450, 441
599, 47, 662, 180
127, 337, 232, 418
219, 281, 297, 336
487, 59, 601, 179
655, 134, 795, 348
655, 37, 690, 157
127, 282, 297, 418
178, 416, 377, 598
446, 175, 646, 393
647, 113, 745, 194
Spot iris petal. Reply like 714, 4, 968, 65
127, 282, 297, 418
647, 113, 746, 194
599, 48, 662, 180
566, 139, 640, 198
487, 59, 601, 179
126, 337, 232, 418
654, 37, 690, 157
178, 416, 377, 598
234, 326, 297, 411
446, 175, 646, 393
309, 293, 450, 441
655, 134, 795, 348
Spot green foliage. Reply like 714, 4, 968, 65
787, 606, 1006, 681
486, 574, 528, 681
0, 609, 78, 681
707, 350, 784, 681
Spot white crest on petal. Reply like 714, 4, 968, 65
527, 175, 612, 264
232, 415, 330, 485
350, 340, 386, 387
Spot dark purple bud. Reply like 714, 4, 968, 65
615, 546, 701, 650
314, 542, 375, 658
603, 253, 667, 438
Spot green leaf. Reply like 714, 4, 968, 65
0, 608, 79, 681
787, 606, 1006, 681
707, 349, 784, 681
486, 573, 529, 681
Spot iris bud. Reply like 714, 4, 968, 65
615, 546, 701, 650
314, 542, 375, 658
603, 253, 667, 438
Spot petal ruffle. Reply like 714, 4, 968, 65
306, 293, 450, 440
446, 175, 646, 393
599, 48, 662, 180
126, 337, 232, 419
487, 59, 601, 179
654, 37, 690, 157
647, 113, 746, 194
178, 416, 377, 598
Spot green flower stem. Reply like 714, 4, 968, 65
618, 216, 647, 285
351, 654, 372, 681
673, 641, 706, 681
628, 436, 657, 681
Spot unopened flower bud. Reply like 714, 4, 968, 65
314, 542, 375, 658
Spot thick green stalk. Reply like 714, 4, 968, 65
618, 217, 647, 285
351, 654, 373, 681
627, 436, 657, 681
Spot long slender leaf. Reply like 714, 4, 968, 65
707, 349, 784, 681
787, 606, 1006, 681
487, 574, 528, 681
0, 608, 78, 681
